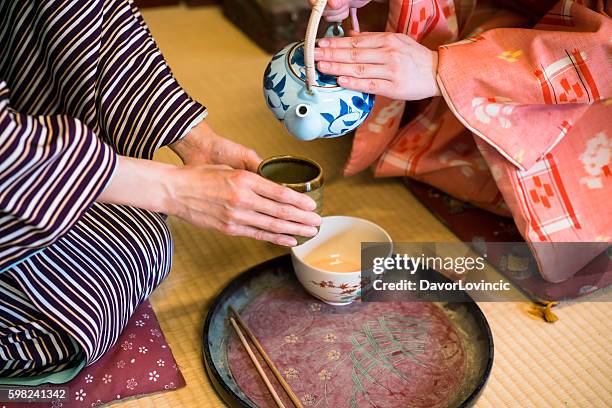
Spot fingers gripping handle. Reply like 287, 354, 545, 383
304, 0, 326, 93
304, 2, 359, 93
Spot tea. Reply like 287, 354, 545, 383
305, 254, 361, 273
259, 158, 320, 184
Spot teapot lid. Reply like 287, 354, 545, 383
287, 43, 339, 89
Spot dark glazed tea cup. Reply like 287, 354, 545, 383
257, 155, 323, 245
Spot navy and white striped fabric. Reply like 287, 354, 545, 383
0, 272, 85, 376
0, 0, 206, 375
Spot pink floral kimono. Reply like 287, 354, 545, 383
345, 0, 611, 282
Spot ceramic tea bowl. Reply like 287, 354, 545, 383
263, 24, 375, 141
291, 216, 392, 305
257, 155, 324, 245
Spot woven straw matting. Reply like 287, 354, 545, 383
111, 5, 611, 408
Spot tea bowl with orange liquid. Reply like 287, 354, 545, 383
290, 216, 392, 305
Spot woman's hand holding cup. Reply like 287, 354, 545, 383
167, 164, 321, 247
167, 122, 322, 246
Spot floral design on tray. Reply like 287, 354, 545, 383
228, 285, 467, 408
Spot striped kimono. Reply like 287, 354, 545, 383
0, 0, 206, 381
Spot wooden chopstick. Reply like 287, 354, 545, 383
229, 306, 304, 408
229, 316, 287, 408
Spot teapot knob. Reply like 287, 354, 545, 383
324, 23, 344, 38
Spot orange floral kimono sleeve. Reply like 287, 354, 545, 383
436, 1, 611, 170
437, 1, 611, 282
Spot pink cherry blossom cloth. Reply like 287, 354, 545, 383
3, 301, 184, 408
344, 0, 611, 283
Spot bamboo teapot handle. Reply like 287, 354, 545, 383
304, 1, 360, 93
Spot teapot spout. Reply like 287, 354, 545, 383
284, 104, 323, 141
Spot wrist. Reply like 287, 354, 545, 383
156, 164, 182, 216
170, 134, 198, 164
98, 156, 179, 215
170, 120, 213, 164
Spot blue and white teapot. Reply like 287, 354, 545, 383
263, 2, 374, 141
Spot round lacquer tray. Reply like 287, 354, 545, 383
202, 255, 493, 408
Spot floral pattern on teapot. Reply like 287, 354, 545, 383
264, 42, 375, 140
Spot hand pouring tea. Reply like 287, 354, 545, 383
263, 1, 375, 141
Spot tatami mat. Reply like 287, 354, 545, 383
111, 5, 611, 407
